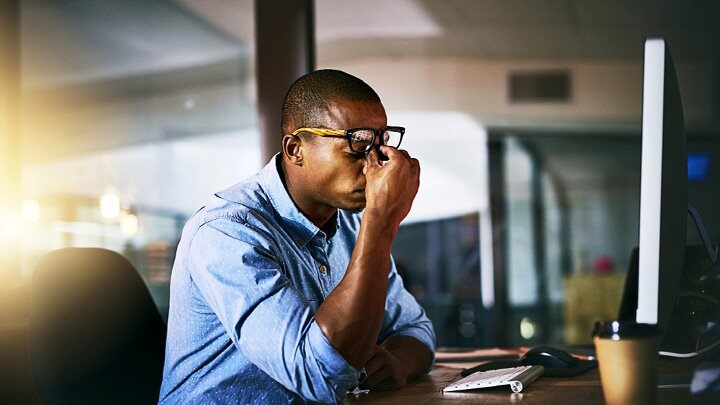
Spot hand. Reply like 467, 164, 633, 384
363, 146, 420, 229
360, 346, 412, 391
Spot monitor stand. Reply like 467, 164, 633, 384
688, 204, 718, 266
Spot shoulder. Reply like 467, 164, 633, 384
182, 175, 279, 247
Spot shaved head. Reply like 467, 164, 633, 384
281, 69, 381, 136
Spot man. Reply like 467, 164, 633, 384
160, 69, 435, 403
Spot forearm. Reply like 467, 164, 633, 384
315, 210, 397, 369
381, 335, 433, 380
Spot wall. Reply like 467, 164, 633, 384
321, 57, 716, 130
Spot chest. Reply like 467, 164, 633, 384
274, 231, 354, 310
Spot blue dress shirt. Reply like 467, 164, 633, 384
159, 155, 435, 404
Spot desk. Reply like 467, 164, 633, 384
344, 358, 703, 404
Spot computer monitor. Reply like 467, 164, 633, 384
635, 38, 687, 329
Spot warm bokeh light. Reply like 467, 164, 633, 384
100, 192, 121, 219
520, 317, 537, 340
120, 212, 139, 237
21, 199, 40, 222
0, 218, 20, 241
0, 200, 21, 242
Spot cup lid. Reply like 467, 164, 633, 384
592, 320, 662, 339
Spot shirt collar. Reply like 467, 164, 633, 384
259, 154, 338, 247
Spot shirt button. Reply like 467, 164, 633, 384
319, 265, 327, 274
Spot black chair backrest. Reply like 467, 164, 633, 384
29, 248, 166, 404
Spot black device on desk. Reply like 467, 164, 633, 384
522, 346, 579, 368
461, 346, 596, 378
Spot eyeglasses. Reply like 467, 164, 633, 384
291, 126, 405, 154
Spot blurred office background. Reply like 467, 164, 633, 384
1, 0, 720, 400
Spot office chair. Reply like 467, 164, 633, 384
28, 248, 167, 404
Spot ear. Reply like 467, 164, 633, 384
282, 134, 304, 166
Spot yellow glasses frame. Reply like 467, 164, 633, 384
290, 128, 345, 137
290, 126, 405, 156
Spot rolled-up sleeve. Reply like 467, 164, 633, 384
378, 257, 437, 363
187, 217, 359, 403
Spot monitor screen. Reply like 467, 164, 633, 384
688, 153, 710, 181
636, 38, 687, 328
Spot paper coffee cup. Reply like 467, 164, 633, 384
593, 321, 662, 405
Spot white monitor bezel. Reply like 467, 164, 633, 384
636, 39, 665, 325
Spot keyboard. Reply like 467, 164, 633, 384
443, 365, 544, 393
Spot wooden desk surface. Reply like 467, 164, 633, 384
343, 359, 703, 404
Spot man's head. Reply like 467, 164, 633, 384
281, 69, 382, 136
281, 70, 387, 214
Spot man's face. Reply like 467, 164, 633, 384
300, 98, 387, 211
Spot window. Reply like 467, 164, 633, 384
18, 0, 258, 318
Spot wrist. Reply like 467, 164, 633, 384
382, 336, 432, 379
362, 207, 400, 235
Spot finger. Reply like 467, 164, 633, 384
384, 146, 414, 165
367, 148, 382, 168
403, 151, 416, 168
364, 351, 387, 376
363, 149, 382, 174
364, 366, 391, 388
379, 145, 403, 160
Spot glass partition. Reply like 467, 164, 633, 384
18, 0, 258, 318
315, 0, 720, 347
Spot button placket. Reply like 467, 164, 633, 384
310, 237, 332, 298
314, 237, 330, 276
